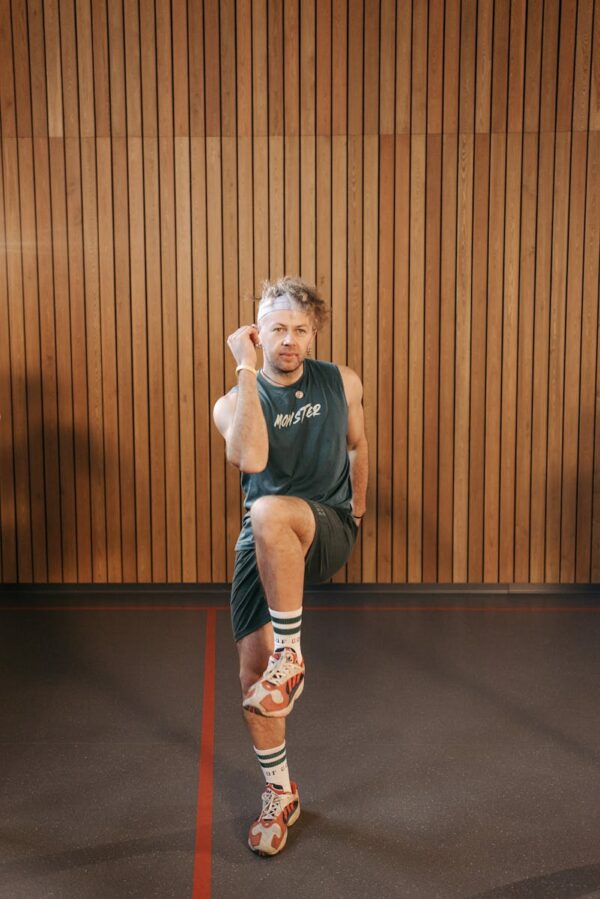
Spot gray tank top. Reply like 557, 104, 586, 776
232, 358, 353, 550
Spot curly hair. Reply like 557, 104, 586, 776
254, 276, 330, 332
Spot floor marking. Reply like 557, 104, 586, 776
0, 605, 598, 613
0, 605, 230, 612
192, 609, 216, 899
305, 606, 600, 612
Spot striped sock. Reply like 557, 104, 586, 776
270, 607, 303, 662
253, 740, 291, 793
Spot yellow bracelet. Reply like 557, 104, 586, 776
236, 364, 257, 376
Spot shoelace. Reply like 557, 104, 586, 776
265, 650, 302, 685
260, 787, 289, 821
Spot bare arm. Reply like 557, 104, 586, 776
339, 366, 368, 521
212, 324, 269, 473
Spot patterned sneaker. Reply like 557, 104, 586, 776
248, 782, 301, 856
243, 647, 305, 718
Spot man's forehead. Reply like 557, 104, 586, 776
258, 308, 313, 327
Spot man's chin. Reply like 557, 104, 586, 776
272, 356, 303, 374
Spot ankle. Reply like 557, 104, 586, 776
270, 607, 303, 662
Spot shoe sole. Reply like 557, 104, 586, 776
248, 798, 301, 858
243, 678, 304, 718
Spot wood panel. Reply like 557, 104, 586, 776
0, 0, 598, 586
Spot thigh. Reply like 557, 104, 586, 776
230, 548, 271, 643
303, 501, 359, 584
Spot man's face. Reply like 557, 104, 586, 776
257, 308, 316, 372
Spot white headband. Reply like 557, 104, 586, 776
256, 293, 301, 323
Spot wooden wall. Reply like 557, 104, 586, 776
0, 0, 598, 585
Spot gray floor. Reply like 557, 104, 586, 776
1, 591, 599, 898
0, 607, 205, 899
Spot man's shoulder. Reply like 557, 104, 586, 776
307, 358, 362, 404
335, 363, 362, 385
334, 364, 363, 404
309, 358, 359, 381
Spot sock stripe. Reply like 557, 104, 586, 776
273, 624, 302, 635
258, 752, 287, 768
271, 613, 302, 625
256, 747, 287, 763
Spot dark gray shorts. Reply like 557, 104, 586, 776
230, 499, 358, 642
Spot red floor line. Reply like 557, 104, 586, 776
0, 605, 230, 612
306, 606, 600, 612
0, 605, 598, 613
192, 608, 217, 899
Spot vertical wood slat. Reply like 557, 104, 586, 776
191, 137, 211, 581
423, 134, 442, 581
454, 133, 474, 582
582, 132, 599, 580
438, 132, 458, 582
562, 130, 589, 579
484, 132, 506, 581
468, 132, 490, 581
96, 136, 122, 581
362, 134, 378, 581
27, 0, 48, 138
283, 0, 299, 277
48, 138, 77, 582
514, 132, 539, 583
546, 132, 572, 582
330, 131, 348, 584
33, 132, 62, 582
11, 0, 32, 136
142, 136, 163, 581
19, 133, 49, 582
377, 135, 394, 580
0, 0, 17, 136
126, 135, 149, 583
2, 135, 33, 580
175, 136, 197, 580
530, 132, 555, 583
0, 124, 17, 581
499, 131, 523, 580
81, 136, 107, 581
0, 1, 598, 586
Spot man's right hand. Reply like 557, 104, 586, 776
227, 324, 260, 369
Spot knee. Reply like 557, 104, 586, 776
239, 667, 262, 697
249, 495, 286, 535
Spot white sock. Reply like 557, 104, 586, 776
253, 740, 291, 793
269, 606, 303, 662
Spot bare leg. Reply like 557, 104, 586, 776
238, 623, 285, 748
250, 495, 316, 613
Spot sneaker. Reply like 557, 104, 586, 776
248, 781, 301, 856
243, 647, 305, 718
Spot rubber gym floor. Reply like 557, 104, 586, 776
1, 586, 599, 899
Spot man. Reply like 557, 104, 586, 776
212, 276, 368, 856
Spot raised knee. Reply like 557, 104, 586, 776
250, 495, 285, 532
239, 668, 262, 697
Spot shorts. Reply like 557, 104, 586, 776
230, 499, 359, 642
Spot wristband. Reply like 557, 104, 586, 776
236, 364, 257, 376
